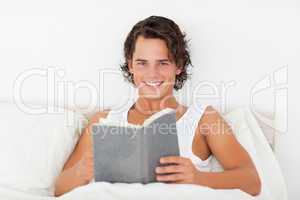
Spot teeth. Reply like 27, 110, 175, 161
145, 81, 163, 87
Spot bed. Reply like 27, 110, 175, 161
0, 101, 287, 200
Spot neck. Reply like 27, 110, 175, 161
133, 95, 180, 116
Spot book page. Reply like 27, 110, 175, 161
143, 110, 180, 183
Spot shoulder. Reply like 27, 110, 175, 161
200, 105, 220, 122
78, 109, 111, 147
192, 103, 220, 124
196, 104, 237, 141
83, 109, 111, 136
88, 109, 111, 125
196, 105, 227, 135
81, 108, 111, 140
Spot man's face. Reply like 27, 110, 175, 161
128, 36, 181, 100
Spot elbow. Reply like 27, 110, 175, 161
54, 184, 69, 197
248, 170, 262, 196
240, 165, 262, 196
54, 178, 68, 197
54, 184, 64, 197
54, 191, 62, 198
253, 175, 262, 196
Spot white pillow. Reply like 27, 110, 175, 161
0, 101, 87, 196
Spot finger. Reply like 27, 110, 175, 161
156, 173, 185, 182
172, 180, 186, 184
156, 165, 184, 174
160, 156, 188, 165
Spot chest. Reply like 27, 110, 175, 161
127, 109, 210, 160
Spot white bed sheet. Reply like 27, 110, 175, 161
0, 182, 263, 200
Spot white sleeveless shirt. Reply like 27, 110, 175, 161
102, 100, 212, 172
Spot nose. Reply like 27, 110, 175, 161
147, 64, 160, 77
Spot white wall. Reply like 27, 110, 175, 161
0, 0, 299, 199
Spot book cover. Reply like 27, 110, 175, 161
92, 108, 180, 183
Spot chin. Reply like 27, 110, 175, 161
139, 91, 163, 99
138, 88, 172, 100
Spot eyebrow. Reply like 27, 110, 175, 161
134, 59, 171, 62
157, 59, 171, 62
134, 59, 147, 62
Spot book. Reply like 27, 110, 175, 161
91, 108, 180, 184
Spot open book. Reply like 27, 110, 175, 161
91, 108, 179, 184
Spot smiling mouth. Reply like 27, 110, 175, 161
143, 81, 164, 87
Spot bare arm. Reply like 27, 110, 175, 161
195, 106, 261, 196
54, 110, 110, 197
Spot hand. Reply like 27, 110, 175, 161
74, 149, 94, 184
155, 156, 200, 184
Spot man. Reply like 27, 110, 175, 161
54, 16, 261, 197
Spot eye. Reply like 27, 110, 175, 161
160, 62, 169, 66
137, 61, 146, 66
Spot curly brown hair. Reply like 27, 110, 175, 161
120, 16, 192, 91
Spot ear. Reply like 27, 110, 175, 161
176, 67, 182, 75
128, 59, 133, 73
